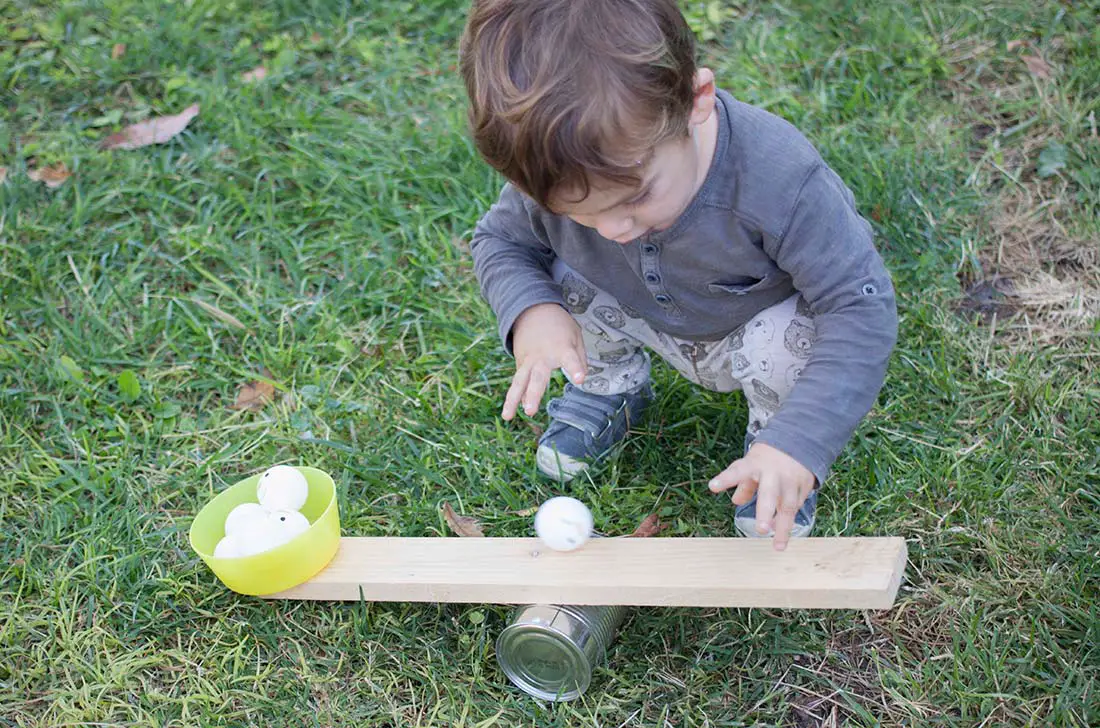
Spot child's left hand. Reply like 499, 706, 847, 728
708, 443, 816, 551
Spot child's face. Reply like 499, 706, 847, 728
549, 70, 717, 245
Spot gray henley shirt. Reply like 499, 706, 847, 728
469, 89, 898, 484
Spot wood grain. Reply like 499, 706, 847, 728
267, 537, 907, 609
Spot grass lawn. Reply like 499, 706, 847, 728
2, 0, 1098, 725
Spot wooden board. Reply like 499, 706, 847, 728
267, 537, 907, 609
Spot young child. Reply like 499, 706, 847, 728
458, 0, 897, 550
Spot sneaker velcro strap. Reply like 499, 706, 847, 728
546, 385, 626, 439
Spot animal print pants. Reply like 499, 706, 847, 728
552, 259, 817, 450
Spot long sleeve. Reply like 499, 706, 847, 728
468, 184, 563, 353
753, 164, 898, 485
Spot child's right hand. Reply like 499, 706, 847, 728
503, 303, 588, 420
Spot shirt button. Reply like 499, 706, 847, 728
655, 294, 671, 305
643, 245, 657, 255
645, 273, 660, 284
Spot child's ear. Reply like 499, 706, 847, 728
689, 68, 717, 127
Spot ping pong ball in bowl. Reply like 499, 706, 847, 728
234, 518, 291, 557
214, 535, 242, 558
224, 502, 267, 536
535, 496, 594, 551
269, 509, 310, 539
257, 465, 309, 512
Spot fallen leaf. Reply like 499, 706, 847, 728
0, 167, 7, 184
192, 298, 248, 330
512, 506, 539, 517
310, 33, 323, 43
27, 162, 71, 188
101, 104, 200, 150
117, 369, 141, 400
57, 355, 85, 382
629, 513, 668, 538
1022, 55, 1052, 79
241, 65, 267, 83
1006, 39, 1027, 52
111, 43, 126, 59
229, 370, 275, 411
442, 502, 485, 537
1037, 140, 1067, 178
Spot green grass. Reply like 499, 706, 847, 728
2, 0, 1098, 725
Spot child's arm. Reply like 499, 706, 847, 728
710, 163, 898, 548
469, 184, 587, 418
469, 184, 560, 345
749, 163, 898, 484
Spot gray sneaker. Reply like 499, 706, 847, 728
536, 382, 653, 481
734, 490, 817, 539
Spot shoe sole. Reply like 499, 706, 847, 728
734, 515, 815, 539
535, 445, 589, 482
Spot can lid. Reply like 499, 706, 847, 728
496, 622, 593, 701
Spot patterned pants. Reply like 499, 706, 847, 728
552, 259, 816, 449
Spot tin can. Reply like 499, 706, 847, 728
496, 604, 628, 701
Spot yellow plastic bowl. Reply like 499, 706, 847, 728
188, 466, 340, 596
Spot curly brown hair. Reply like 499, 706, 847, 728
459, 0, 697, 210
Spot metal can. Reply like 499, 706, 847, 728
496, 604, 628, 701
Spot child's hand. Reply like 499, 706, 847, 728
708, 443, 815, 551
503, 303, 588, 420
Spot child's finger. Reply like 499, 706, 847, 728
708, 458, 755, 493
522, 364, 551, 416
502, 367, 531, 420
772, 502, 798, 551
730, 479, 758, 505
753, 471, 780, 535
561, 348, 587, 385
772, 480, 806, 550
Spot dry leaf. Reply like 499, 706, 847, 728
229, 370, 275, 411
27, 162, 71, 188
241, 66, 267, 83
1006, 39, 1027, 52
192, 298, 248, 330
0, 167, 7, 185
101, 104, 200, 151
512, 506, 539, 517
1022, 55, 1052, 79
629, 513, 668, 538
111, 43, 126, 59
442, 502, 485, 537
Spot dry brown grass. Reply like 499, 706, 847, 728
945, 38, 1098, 346
983, 183, 1100, 344
781, 610, 947, 727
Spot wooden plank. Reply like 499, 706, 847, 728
267, 537, 907, 609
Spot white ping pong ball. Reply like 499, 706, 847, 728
534, 496, 593, 551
